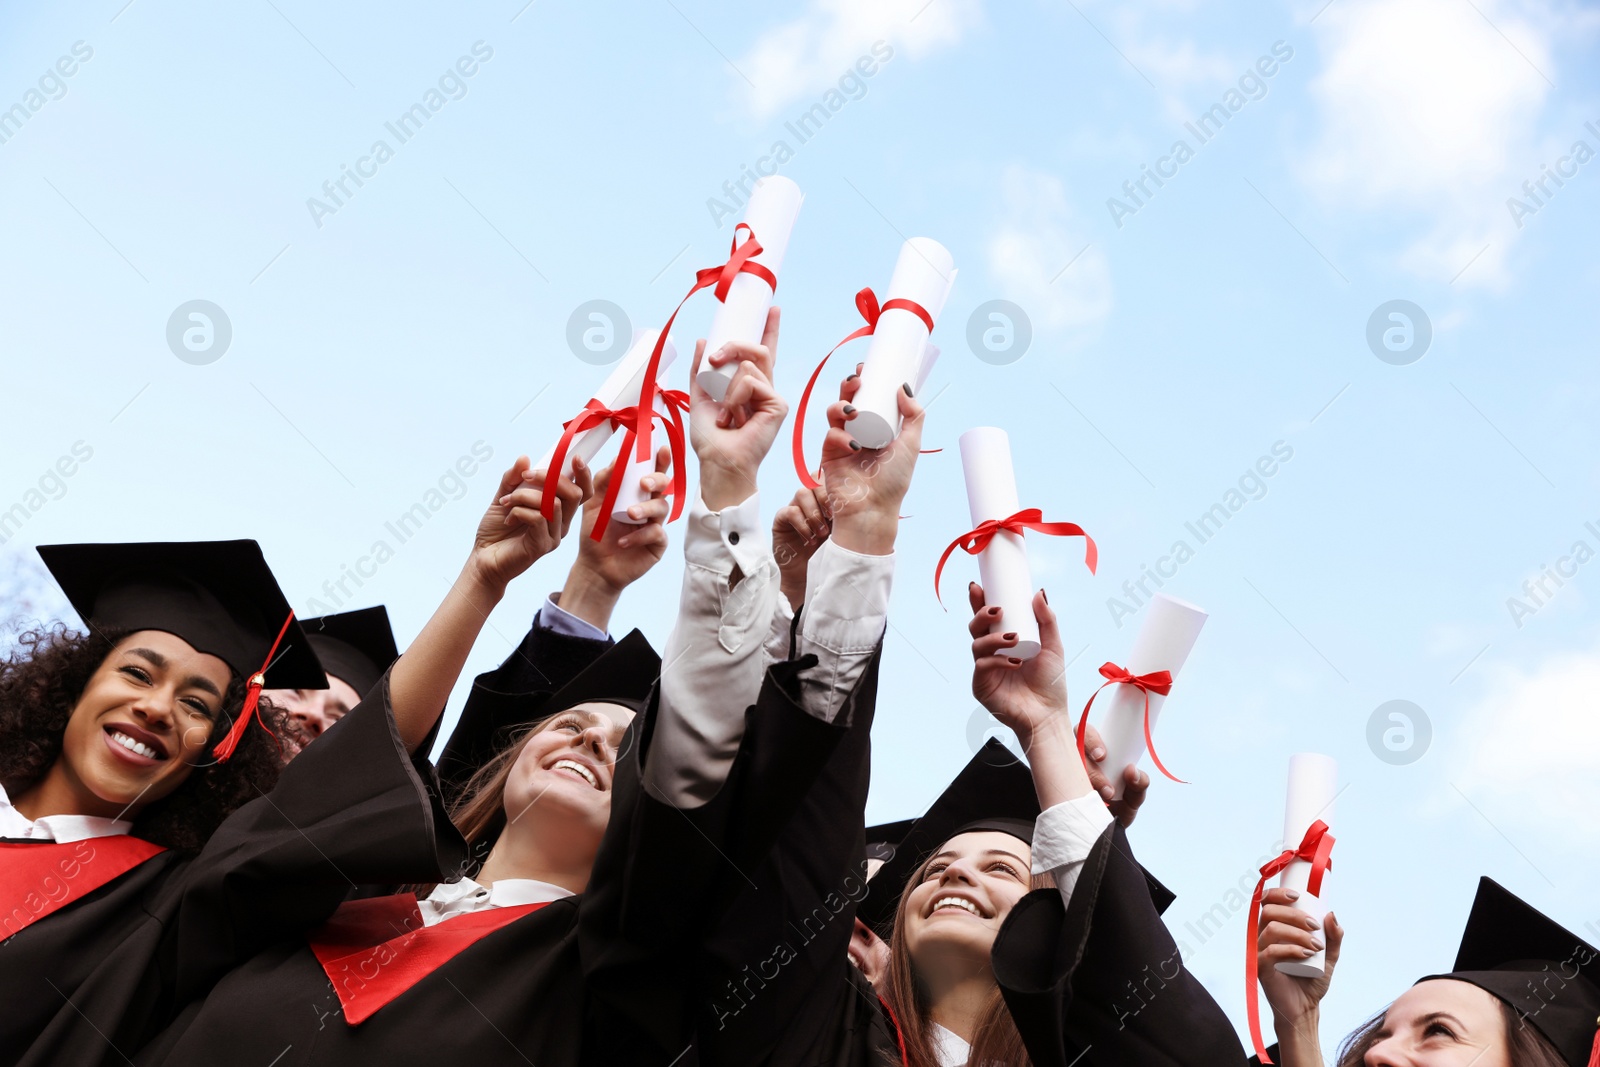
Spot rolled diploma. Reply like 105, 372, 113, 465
609, 336, 679, 525
1276, 753, 1337, 978
852, 238, 957, 449
958, 427, 1039, 660
1094, 593, 1208, 801
539, 329, 672, 477
695, 175, 804, 401
914, 341, 940, 397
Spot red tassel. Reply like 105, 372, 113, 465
212, 611, 294, 763
1586, 1018, 1599, 1067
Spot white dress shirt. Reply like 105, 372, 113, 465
536, 593, 610, 642
416, 875, 573, 927
930, 1022, 970, 1066
0, 782, 132, 843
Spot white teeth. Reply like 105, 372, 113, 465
552, 759, 599, 789
931, 897, 982, 917
110, 730, 159, 760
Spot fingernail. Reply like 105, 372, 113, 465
846, 373, 858, 382
988, 606, 1001, 616
1041, 589, 1048, 604
1008, 657, 1023, 665
969, 581, 978, 590
902, 383, 914, 397
1301, 947, 1317, 958
1091, 747, 1106, 761
849, 440, 861, 451
1310, 937, 1324, 951
1284, 889, 1300, 901
1002, 632, 1017, 641
843, 405, 856, 415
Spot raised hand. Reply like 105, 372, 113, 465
1258, 888, 1342, 1024
1079, 722, 1151, 828
469, 456, 592, 594
819, 369, 924, 555
558, 448, 672, 631
772, 482, 832, 610
968, 582, 1068, 740
689, 306, 789, 510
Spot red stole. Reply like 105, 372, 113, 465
0, 836, 167, 939
309, 893, 548, 1024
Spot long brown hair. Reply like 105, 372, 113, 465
1335, 997, 1567, 1067
879, 846, 1047, 1067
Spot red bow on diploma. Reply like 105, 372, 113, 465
792, 287, 935, 490
933, 509, 1098, 607
1246, 820, 1336, 1065
1073, 662, 1184, 785
213, 610, 293, 762
543, 389, 689, 542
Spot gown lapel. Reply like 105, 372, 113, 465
0, 837, 167, 939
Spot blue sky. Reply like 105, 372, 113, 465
2, 0, 1599, 1053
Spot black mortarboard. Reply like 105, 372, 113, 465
858, 739, 1040, 933
865, 819, 916, 867
37, 540, 327, 760
1418, 878, 1600, 1067
527, 628, 660, 721
303, 606, 400, 698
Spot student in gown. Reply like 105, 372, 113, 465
135, 309, 882, 1066
270, 604, 400, 759
0, 532, 515, 1067
1257, 877, 1597, 1066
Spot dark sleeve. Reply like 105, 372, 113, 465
579, 651, 874, 1062
166, 669, 469, 1005
433, 613, 611, 801
690, 649, 883, 1067
993, 823, 1248, 1067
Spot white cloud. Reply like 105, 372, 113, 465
1298, 0, 1557, 287
1448, 639, 1600, 845
734, 0, 984, 119
985, 164, 1113, 340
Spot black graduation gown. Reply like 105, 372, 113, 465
434, 615, 611, 804
691, 655, 1233, 1066
993, 822, 1248, 1066
134, 655, 863, 1067
0, 675, 466, 1067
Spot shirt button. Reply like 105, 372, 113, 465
728, 531, 740, 545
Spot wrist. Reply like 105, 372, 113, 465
698, 461, 757, 513
1275, 1008, 1324, 1059
830, 512, 897, 556
558, 564, 621, 630
457, 558, 509, 610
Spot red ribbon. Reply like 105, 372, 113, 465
933, 508, 1097, 607
544, 224, 772, 538
588, 387, 689, 542
1073, 662, 1184, 785
214, 610, 294, 762
1246, 820, 1335, 1064
792, 287, 934, 489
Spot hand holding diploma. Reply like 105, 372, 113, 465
1256, 886, 1343, 1064
689, 306, 788, 512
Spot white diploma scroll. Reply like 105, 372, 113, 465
1094, 594, 1208, 801
696, 175, 804, 402
1276, 753, 1337, 978
958, 427, 1039, 660
852, 239, 957, 449
609, 336, 679, 525
540, 329, 674, 478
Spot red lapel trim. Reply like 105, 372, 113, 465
0, 837, 167, 940
310, 893, 549, 1024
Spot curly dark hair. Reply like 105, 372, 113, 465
0, 624, 288, 852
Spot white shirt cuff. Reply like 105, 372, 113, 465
799, 540, 894, 655
1031, 793, 1115, 904
685, 489, 768, 577
537, 593, 609, 642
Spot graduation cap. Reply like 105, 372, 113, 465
303, 606, 400, 699
528, 628, 661, 722
865, 819, 916, 867
857, 739, 1040, 934
37, 539, 326, 762
1418, 878, 1600, 1067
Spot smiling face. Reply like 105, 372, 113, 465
53, 630, 232, 819
901, 830, 1033, 975
501, 701, 635, 838
268, 674, 363, 761
1362, 980, 1512, 1067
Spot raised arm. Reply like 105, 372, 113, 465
388, 455, 587, 753
1256, 886, 1344, 1066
